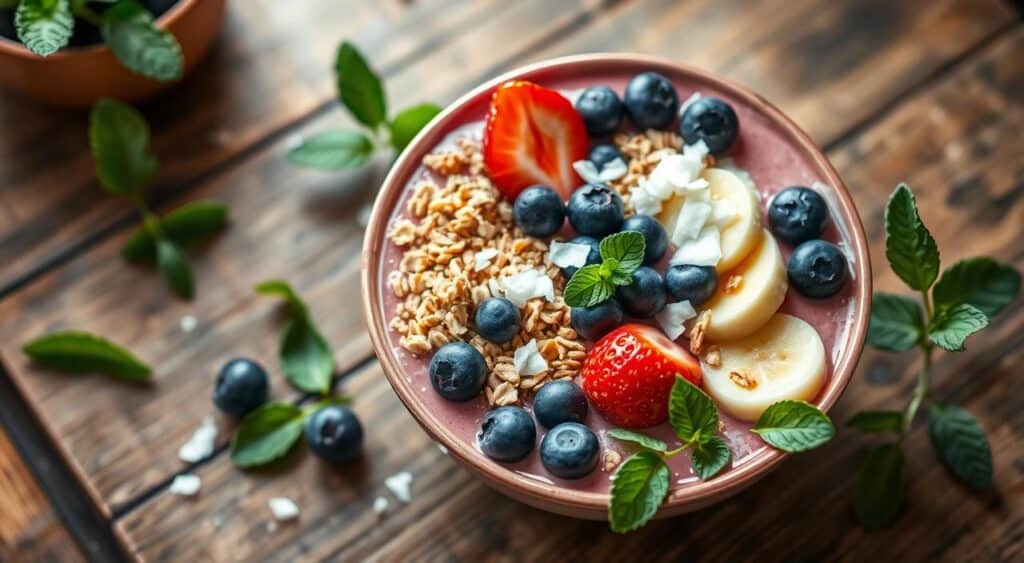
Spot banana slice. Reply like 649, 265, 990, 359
700, 314, 826, 422
701, 229, 787, 342
657, 168, 761, 272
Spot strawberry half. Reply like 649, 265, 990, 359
482, 80, 588, 201
581, 324, 703, 429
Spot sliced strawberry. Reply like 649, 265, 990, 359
482, 80, 588, 201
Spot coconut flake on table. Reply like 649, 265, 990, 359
671, 225, 722, 267
169, 474, 201, 497
473, 248, 500, 272
500, 269, 554, 307
268, 497, 300, 521
671, 199, 712, 246
384, 471, 413, 503
178, 415, 217, 463
549, 241, 591, 269
513, 338, 548, 376
373, 496, 390, 515
656, 300, 697, 340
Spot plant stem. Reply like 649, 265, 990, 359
70, 0, 101, 27
129, 192, 163, 240
902, 342, 933, 438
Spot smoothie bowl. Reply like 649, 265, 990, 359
361, 54, 870, 523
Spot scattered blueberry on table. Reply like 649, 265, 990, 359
474, 297, 521, 344
680, 97, 739, 155
213, 358, 269, 417
769, 186, 829, 245
665, 264, 718, 306
429, 342, 488, 401
478, 406, 536, 462
623, 71, 680, 130
533, 380, 589, 429
615, 266, 667, 318
514, 185, 566, 238
539, 422, 599, 479
787, 239, 848, 298
305, 404, 364, 464
575, 85, 625, 136
567, 183, 624, 238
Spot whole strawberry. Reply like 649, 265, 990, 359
581, 324, 702, 428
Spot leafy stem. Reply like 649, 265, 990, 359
901, 345, 931, 438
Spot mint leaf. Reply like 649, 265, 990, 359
927, 303, 988, 351
389, 103, 442, 154
667, 376, 718, 443
15, 0, 73, 56
599, 231, 646, 273
335, 42, 387, 128
933, 258, 1021, 317
23, 330, 150, 381
751, 400, 834, 452
690, 436, 730, 480
230, 403, 306, 468
928, 405, 992, 490
608, 450, 669, 533
884, 184, 940, 291
156, 239, 194, 300
855, 443, 903, 529
287, 130, 374, 171
867, 293, 923, 352
564, 263, 614, 307
606, 429, 667, 452
89, 98, 158, 196
101, 0, 183, 81
256, 279, 309, 318
847, 411, 903, 434
121, 201, 228, 262
280, 319, 334, 394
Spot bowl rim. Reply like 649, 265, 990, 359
362, 53, 871, 515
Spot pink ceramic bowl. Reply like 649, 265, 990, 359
362, 54, 871, 520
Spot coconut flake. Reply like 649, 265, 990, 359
671, 226, 722, 267
178, 416, 217, 463
513, 338, 548, 376
549, 241, 591, 269
169, 474, 201, 496
474, 248, 499, 272
671, 200, 712, 246
679, 92, 703, 115
488, 278, 503, 297
385, 471, 413, 503
501, 269, 553, 307
630, 182, 663, 216
598, 157, 628, 181
268, 497, 299, 521
373, 496, 390, 515
573, 160, 602, 184
710, 200, 737, 227
656, 300, 697, 340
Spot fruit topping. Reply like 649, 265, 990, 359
623, 72, 680, 130
513, 338, 548, 376
567, 183, 625, 238
429, 342, 488, 401
533, 379, 589, 429
620, 214, 668, 265
615, 266, 667, 318
665, 264, 718, 306
655, 299, 697, 340
513, 185, 566, 238
305, 404, 364, 464
540, 422, 600, 479
588, 143, 626, 171
498, 268, 555, 307
482, 81, 588, 201
478, 406, 537, 462
768, 186, 829, 245
787, 239, 849, 299
680, 97, 739, 155
213, 358, 269, 417
581, 324, 702, 428
552, 236, 601, 279
571, 298, 624, 342
574, 85, 625, 136
474, 297, 521, 344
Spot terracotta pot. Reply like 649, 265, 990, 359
362, 54, 872, 520
0, 0, 226, 108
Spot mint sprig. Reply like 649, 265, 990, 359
564, 231, 645, 308
256, 280, 335, 395
855, 183, 1020, 528
22, 330, 151, 382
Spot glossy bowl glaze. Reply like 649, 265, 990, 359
362, 54, 871, 520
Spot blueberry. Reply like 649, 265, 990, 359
575, 86, 625, 136
213, 358, 269, 417
514, 185, 565, 238
561, 235, 602, 279
787, 240, 848, 299
567, 184, 624, 238
539, 422, 599, 479
429, 342, 487, 401
571, 299, 624, 341
533, 380, 588, 429
620, 214, 668, 265
665, 264, 718, 306
305, 404, 364, 464
680, 97, 739, 155
475, 297, 520, 344
615, 266, 667, 318
588, 144, 624, 172
478, 406, 536, 462
623, 72, 680, 130
768, 186, 828, 245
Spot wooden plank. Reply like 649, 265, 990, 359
117, 26, 1024, 561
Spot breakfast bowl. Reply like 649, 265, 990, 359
362, 54, 870, 521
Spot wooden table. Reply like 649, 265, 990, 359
1, 1, 1022, 560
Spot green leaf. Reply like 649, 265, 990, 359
847, 411, 903, 434
928, 303, 988, 351
606, 429, 667, 452
389, 103, 442, 154
608, 450, 670, 533
156, 239, 194, 300
884, 184, 940, 291
101, 0, 183, 81
855, 443, 903, 529
751, 400, 835, 452
867, 293, 924, 352
933, 257, 1021, 317
255, 279, 309, 318
690, 436, 730, 481
286, 130, 374, 171
667, 376, 719, 443
89, 98, 158, 196
335, 41, 387, 128
280, 319, 333, 394
928, 405, 992, 490
121, 201, 228, 262
230, 403, 306, 468
563, 263, 614, 307
599, 231, 646, 273
15, 0, 73, 57
22, 330, 150, 381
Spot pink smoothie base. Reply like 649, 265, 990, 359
362, 54, 871, 520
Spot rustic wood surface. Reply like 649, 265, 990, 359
0, 0, 1020, 561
